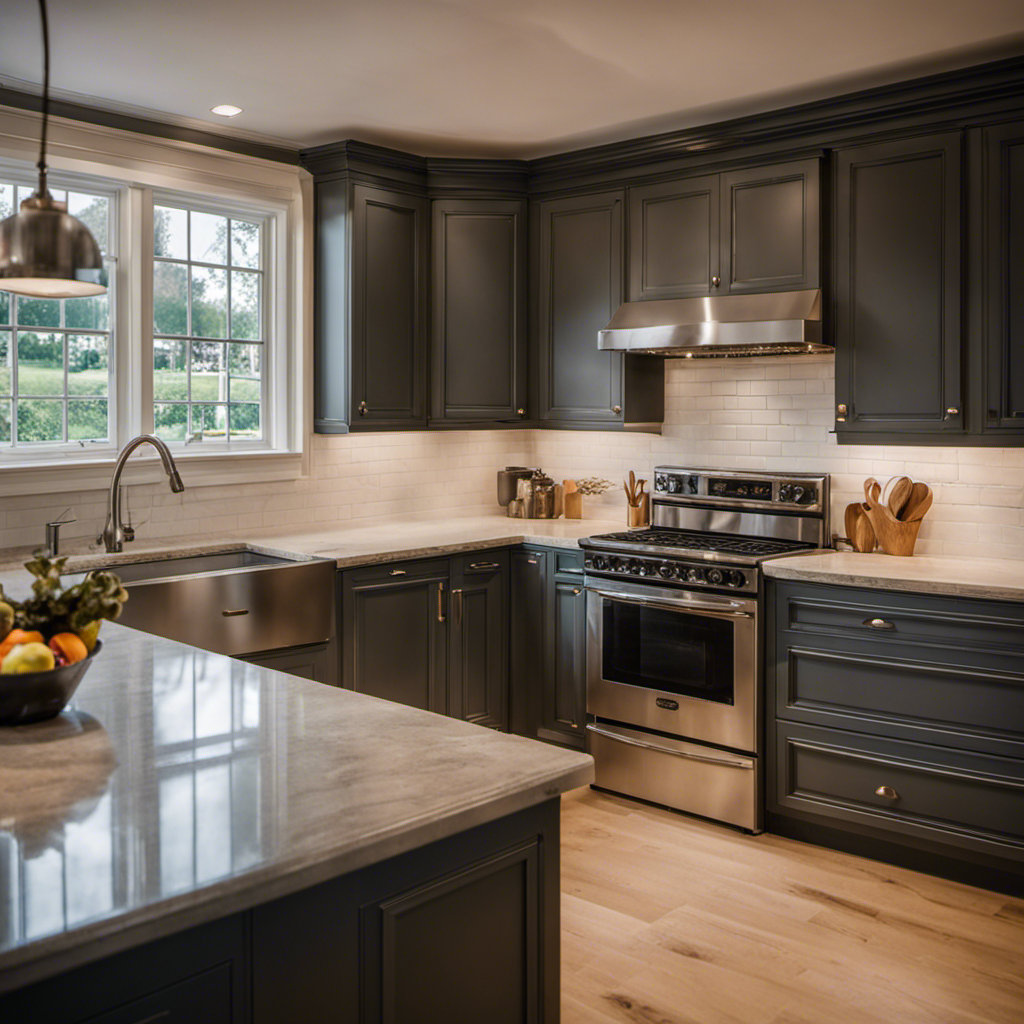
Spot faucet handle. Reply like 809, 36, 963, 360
123, 524, 135, 543
45, 515, 77, 558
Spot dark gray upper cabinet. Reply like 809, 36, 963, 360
720, 160, 820, 294
449, 552, 509, 730
341, 561, 449, 713
627, 159, 819, 301
629, 174, 720, 300
313, 180, 429, 433
535, 191, 664, 429
834, 132, 964, 441
977, 120, 1024, 438
351, 184, 429, 430
431, 200, 527, 424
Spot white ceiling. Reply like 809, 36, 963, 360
2, 0, 1024, 158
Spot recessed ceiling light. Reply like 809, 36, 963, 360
210, 104, 243, 117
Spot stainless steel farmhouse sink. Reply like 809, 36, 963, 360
65, 550, 336, 657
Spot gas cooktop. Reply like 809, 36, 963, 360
585, 528, 809, 559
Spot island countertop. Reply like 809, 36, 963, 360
0, 622, 593, 994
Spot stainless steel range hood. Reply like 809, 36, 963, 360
598, 289, 828, 357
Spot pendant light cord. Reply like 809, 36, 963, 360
36, 0, 50, 198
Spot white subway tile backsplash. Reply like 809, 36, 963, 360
2, 360, 1021, 561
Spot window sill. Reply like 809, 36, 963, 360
0, 448, 307, 496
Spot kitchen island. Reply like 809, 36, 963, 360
0, 622, 593, 1022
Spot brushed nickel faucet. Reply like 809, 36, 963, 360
101, 434, 184, 553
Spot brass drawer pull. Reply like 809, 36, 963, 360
389, 569, 407, 576
222, 608, 249, 617
469, 561, 500, 571
437, 581, 445, 623
875, 785, 899, 800
863, 617, 895, 630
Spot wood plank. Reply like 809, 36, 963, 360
561, 787, 1024, 1024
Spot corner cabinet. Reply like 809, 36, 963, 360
976, 119, 1024, 437
430, 199, 528, 424
628, 158, 820, 301
340, 552, 508, 729
833, 132, 964, 442
534, 191, 664, 430
314, 179, 429, 433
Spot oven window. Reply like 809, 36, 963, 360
602, 601, 735, 704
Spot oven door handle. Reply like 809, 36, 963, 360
585, 586, 754, 619
586, 725, 754, 769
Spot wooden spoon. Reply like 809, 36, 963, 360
864, 477, 882, 508
887, 476, 914, 519
845, 502, 876, 552
902, 485, 934, 522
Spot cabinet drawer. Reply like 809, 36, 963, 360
774, 721, 1024, 862
778, 582, 1024, 656
554, 549, 585, 577
777, 642, 1024, 756
345, 557, 450, 585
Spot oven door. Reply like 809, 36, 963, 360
586, 577, 759, 753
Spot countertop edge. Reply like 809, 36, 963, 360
0, 758, 593, 995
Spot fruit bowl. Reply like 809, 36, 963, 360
0, 641, 102, 726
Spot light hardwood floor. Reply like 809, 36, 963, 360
560, 787, 1024, 1024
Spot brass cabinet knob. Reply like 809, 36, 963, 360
517, 407, 525, 416
836, 403, 848, 422
711, 276, 721, 287
875, 785, 899, 800
863, 617, 895, 630
946, 407, 959, 417
612, 405, 622, 414
358, 401, 368, 416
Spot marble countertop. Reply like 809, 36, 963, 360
764, 549, 1024, 602
0, 513, 621, 577
0, 623, 593, 993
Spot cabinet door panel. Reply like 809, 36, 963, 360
451, 553, 509, 730
432, 200, 526, 422
834, 133, 963, 437
537, 191, 625, 423
351, 184, 428, 429
538, 554, 587, 750
510, 548, 548, 737
343, 571, 447, 713
982, 121, 1024, 435
629, 175, 719, 300
721, 160, 820, 293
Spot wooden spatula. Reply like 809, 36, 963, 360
845, 502, 876, 552
902, 484, 934, 522
887, 476, 914, 518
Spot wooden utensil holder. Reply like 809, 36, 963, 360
863, 478, 922, 556
627, 494, 649, 528
564, 491, 583, 519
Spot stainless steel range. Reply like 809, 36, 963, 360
580, 466, 830, 832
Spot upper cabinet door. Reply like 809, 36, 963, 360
721, 159, 820, 294
980, 121, 1024, 436
431, 200, 527, 423
628, 175, 720, 300
834, 133, 963, 440
351, 184, 428, 430
536, 191, 627, 425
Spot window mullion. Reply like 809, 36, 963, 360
130, 186, 155, 438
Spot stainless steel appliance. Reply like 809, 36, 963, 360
580, 466, 830, 831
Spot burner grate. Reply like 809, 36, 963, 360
591, 529, 805, 557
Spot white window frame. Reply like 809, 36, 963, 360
0, 112, 307, 497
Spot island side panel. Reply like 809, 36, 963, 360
252, 797, 562, 1024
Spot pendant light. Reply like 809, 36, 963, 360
0, 0, 107, 298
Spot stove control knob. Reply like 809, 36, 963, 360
708, 568, 725, 585
627, 559, 641, 575
667, 476, 683, 494
591, 556, 606, 571
655, 473, 668, 492
584, 558, 593, 569
686, 568, 702, 583
658, 564, 673, 579
727, 571, 746, 588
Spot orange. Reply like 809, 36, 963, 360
49, 632, 88, 666
0, 629, 44, 662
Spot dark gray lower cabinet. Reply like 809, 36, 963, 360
2, 803, 562, 1024
449, 552, 509, 730
510, 546, 587, 750
241, 641, 337, 686
342, 560, 449, 713
767, 579, 1024, 892
341, 554, 508, 727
